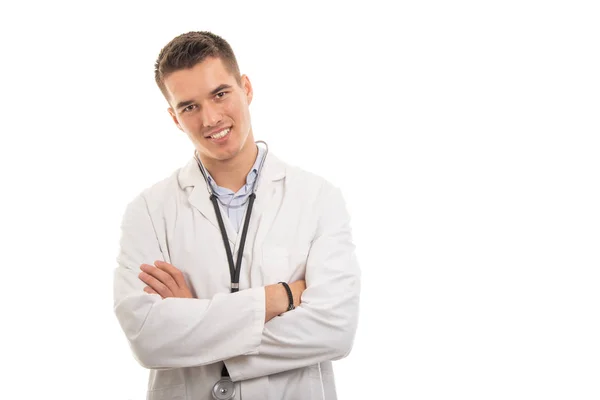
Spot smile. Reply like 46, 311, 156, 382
210, 128, 231, 140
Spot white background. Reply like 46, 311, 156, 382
1, 1, 599, 399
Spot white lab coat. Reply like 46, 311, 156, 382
113, 152, 361, 400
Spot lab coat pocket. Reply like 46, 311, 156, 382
146, 383, 186, 400
261, 246, 290, 283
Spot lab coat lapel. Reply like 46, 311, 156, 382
179, 158, 232, 243
250, 153, 286, 251
179, 153, 286, 249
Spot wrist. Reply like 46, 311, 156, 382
278, 282, 295, 311
264, 283, 289, 322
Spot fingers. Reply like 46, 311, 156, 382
138, 261, 193, 299
142, 263, 179, 288
289, 279, 306, 307
154, 260, 187, 289
290, 279, 307, 292
139, 264, 174, 298
143, 286, 160, 296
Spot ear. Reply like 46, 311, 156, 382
241, 74, 253, 105
168, 107, 184, 132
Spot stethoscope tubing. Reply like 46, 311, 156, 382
194, 140, 269, 197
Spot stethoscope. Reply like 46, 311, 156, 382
194, 140, 269, 199
194, 140, 268, 400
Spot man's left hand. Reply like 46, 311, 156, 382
139, 260, 193, 299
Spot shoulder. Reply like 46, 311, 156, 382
276, 155, 352, 231
276, 154, 343, 203
123, 160, 191, 216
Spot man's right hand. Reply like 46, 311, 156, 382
264, 280, 306, 322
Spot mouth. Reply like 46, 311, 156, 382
207, 127, 231, 142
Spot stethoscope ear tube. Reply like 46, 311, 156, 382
194, 141, 269, 196
253, 140, 268, 194
193, 150, 214, 196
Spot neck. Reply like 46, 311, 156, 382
200, 141, 258, 192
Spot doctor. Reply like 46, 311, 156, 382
113, 31, 360, 400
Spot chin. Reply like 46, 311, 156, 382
212, 147, 241, 161
196, 133, 248, 162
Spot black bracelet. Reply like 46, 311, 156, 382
278, 282, 295, 311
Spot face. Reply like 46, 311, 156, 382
165, 57, 254, 162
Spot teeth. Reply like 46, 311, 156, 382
211, 128, 230, 139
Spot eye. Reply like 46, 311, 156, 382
216, 91, 227, 99
182, 104, 197, 113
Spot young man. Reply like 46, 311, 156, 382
113, 31, 360, 400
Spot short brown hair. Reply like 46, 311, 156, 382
154, 31, 241, 100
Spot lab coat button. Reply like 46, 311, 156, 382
212, 378, 235, 400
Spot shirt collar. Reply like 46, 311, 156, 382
206, 144, 266, 194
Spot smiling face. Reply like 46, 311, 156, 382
165, 57, 254, 163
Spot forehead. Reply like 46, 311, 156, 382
163, 57, 236, 104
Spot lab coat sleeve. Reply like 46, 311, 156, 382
223, 185, 361, 381
113, 194, 266, 369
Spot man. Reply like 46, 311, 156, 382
113, 31, 360, 400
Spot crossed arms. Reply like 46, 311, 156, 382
113, 186, 360, 382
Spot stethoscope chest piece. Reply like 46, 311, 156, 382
212, 377, 236, 400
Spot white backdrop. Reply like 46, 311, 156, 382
1, 1, 599, 399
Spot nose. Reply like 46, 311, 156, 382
201, 102, 223, 128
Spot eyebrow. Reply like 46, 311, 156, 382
175, 84, 233, 110
210, 84, 232, 96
